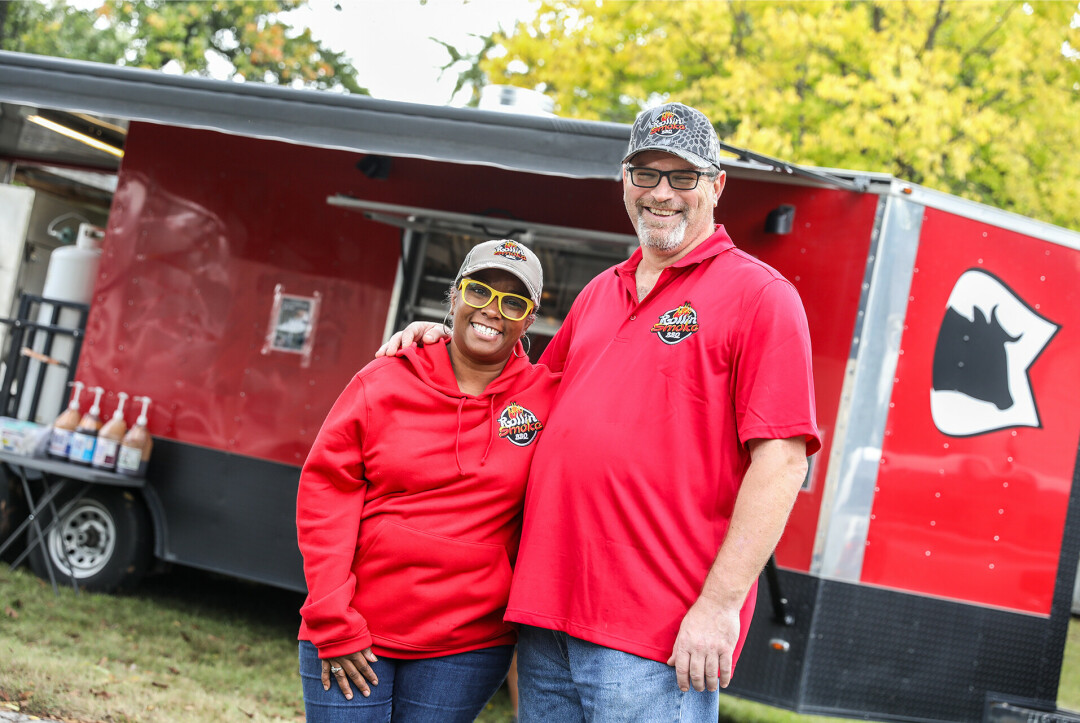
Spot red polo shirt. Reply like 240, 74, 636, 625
505, 225, 819, 665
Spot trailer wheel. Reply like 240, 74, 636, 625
27, 487, 152, 593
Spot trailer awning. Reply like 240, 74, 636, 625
0, 51, 629, 180
326, 196, 639, 249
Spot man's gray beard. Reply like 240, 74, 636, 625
637, 211, 687, 251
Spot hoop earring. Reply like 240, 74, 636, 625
520, 334, 531, 355
442, 310, 453, 333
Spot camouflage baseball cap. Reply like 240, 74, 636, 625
622, 102, 722, 171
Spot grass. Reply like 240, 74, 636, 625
2, 560, 1079, 722
0, 563, 517, 722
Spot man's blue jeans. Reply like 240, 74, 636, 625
299, 639, 513, 722
516, 625, 720, 722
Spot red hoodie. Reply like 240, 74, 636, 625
297, 339, 559, 659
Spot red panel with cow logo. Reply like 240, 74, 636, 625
861, 208, 1080, 614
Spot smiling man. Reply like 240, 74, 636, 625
501, 102, 821, 722
377, 102, 820, 721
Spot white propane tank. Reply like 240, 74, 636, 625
18, 223, 104, 423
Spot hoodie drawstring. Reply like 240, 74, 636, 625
480, 395, 496, 466
454, 395, 498, 474
454, 396, 466, 475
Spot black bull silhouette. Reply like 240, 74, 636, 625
933, 305, 1020, 410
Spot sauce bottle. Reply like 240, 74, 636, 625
91, 392, 128, 471
48, 380, 84, 459
67, 386, 104, 465
117, 396, 152, 478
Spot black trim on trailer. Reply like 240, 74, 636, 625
734, 562, 1077, 723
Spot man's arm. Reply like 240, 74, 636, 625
374, 321, 447, 357
667, 436, 808, 692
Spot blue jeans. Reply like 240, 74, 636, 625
516, 625, 720, 723
299, 640, 513, 722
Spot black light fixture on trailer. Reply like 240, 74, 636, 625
765, 204, 795, 235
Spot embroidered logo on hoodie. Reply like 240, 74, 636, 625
498, 402, 544, 447
651, 301, 700, 345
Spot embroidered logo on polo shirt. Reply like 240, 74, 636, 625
498, 402, 544, 447
493, 240, 527, 262
651, 301, 700, 345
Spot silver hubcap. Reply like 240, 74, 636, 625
47, 499, 116, 578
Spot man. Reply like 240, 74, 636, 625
380, 102, 819, 721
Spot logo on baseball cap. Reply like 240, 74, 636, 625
623, 102, 722, 171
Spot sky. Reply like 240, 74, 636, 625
282, 0, 538, 106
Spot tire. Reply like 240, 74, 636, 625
27, 486, 152, 592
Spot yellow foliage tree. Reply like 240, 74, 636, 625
479, 1, 1080, 229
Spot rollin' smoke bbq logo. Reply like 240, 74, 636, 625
931, 269, 1059, 437
649, 110, 687, 137
651, 302, 700, 345
498, 402, 544, 447
493, 240, 527, 263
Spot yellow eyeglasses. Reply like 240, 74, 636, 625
458, 279, 535, 321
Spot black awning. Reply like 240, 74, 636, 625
0, 51, 628, 179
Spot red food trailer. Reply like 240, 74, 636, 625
1, 52, 1079, 722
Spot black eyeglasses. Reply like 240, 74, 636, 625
626, 166, 718, 191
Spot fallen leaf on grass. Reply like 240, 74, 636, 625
168, 666, 181, 675
4, 606, 17, 619
90, 689, 112, 699
1, 701, 19, 711
179, 631, 191, 643
239, 707, 254, 718
151, 681, 169, 689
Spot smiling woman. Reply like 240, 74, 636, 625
294, 239, 559, 722
448, 243, 541, 393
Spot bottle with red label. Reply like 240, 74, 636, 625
91, 392, 128, 471
117, 396, 152, 477
67, 386, 104, 465
48, 380, 84, 459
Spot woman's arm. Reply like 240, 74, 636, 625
296, 374, 379, 697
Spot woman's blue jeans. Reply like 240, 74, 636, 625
299, 639, 514, 722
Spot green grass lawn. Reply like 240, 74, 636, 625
2, 561, 1079, 722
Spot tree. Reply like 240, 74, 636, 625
0, 0, 366, 94
470, 1, 1080, 230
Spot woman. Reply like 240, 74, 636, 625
296, 239, 557, 722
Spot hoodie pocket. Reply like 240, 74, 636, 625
358, 521, 514, 650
